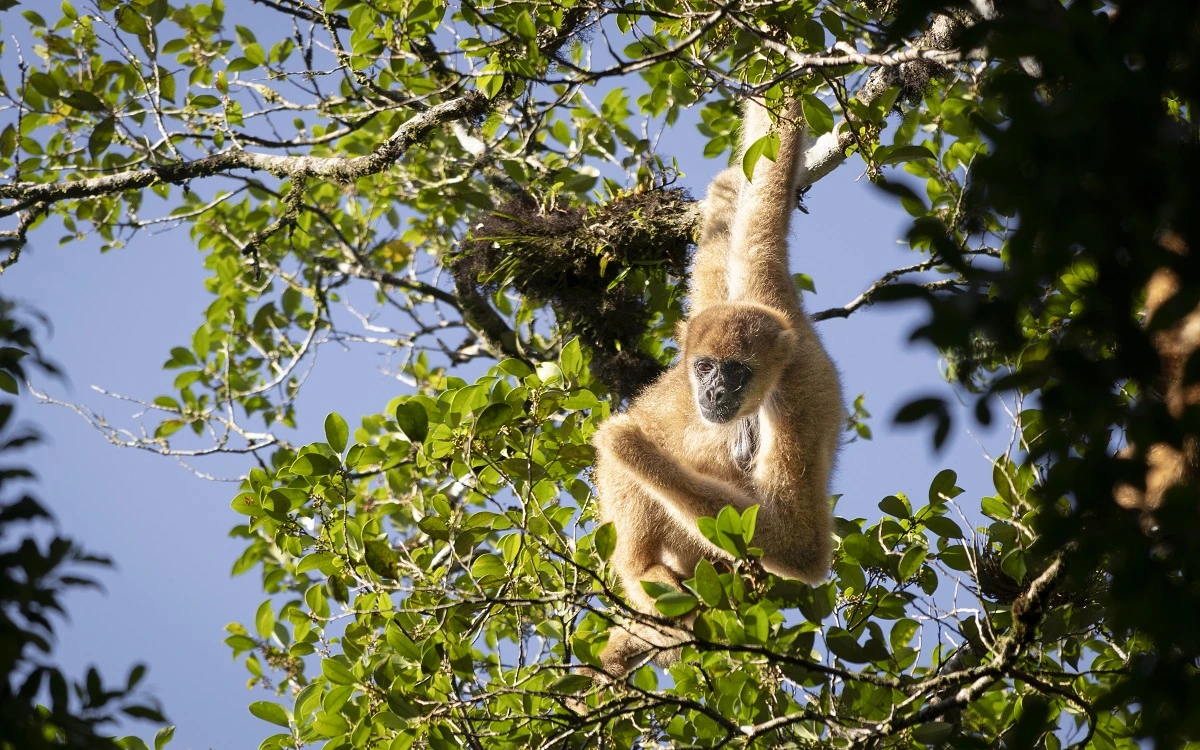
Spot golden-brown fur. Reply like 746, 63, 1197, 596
590, 100, 843, 677
1115, 233, 1200, 522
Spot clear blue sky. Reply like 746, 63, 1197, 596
3, 13, 1005, 750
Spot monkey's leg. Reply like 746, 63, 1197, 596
599, 498, 691, 677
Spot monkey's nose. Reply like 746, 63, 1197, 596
710, 387, 727, 406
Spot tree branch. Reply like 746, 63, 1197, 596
849, 556, 1066, 746
0, 93, 489, 217
0, 201, 47, 273
811, 263, 960, 321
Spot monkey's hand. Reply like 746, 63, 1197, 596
601, 416, 757, 522
596, 415, 682, 484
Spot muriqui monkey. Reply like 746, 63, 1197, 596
590, 99, 843, 677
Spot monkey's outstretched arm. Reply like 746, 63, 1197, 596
687, 167, 741, 316
727, 99, 807, 319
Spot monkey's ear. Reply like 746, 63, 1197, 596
776, 328, 799, 356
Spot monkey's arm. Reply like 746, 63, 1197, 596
597, 416, 757, 527
687, 168, 741, 316
726, 99, 807, 318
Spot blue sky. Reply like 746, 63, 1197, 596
2, 9, 1007, 749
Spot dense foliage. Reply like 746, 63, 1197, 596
1, 0, 1197, 747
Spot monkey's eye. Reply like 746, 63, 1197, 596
694, 359, 716, 377
725, 362, 753, 387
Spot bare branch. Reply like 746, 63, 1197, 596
0, 93, 490, 217
0, 201, 47, 273
812, 264, 962, 322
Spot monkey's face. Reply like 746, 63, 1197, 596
691, 357, 754, 423
683, 303, 793, 425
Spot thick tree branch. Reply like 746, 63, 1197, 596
0, 93, 489, 218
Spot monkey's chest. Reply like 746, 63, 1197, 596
732, 416, 760, 474
680, 416, 759, 485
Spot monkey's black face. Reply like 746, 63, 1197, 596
693, 358, 754, 424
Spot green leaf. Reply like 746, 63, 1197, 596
254, 599, 274, 638
879, 494, 910, 519
938, 544, 972, 572
802, 94, 835, 135
168, 347, 197, 367
840, 533, 882, 567
878, 144, 936, 165
305, 583, 329, 619
324, 412, 348, 453
227, 57, 258, 73
654, 591, 698, 618
923, 516, 963, 538
470, 553, 507, 579
189, 94, 221, 109
244, 42, 266, 66
1001, 548, 1027, 584
497, 358, 533, 378
395, 401, 429, 445
88, 117, 115, 160
594, 522, 616, 562
691, 559, 724, 608
248, 701, 291, 728
29, 73, 59, 99
928, 469, 964, 504
385, 623, 422, 660
474, 402, 512, 433
640, 580, 676, 600
321, 658, 357, 685
0, 125, 14, 160
912, 722, 953, 744
364, 538, 399, 579
708, 505, 747, 558
741, 504, 760, 544
890, 618, 919, 651
630, 665, 658, 691
514, 10, 536, 40
0, 371, 18, 394
290, 453, 332, 477
565, 389, 601, 410
150, 728, 174, 750
311, 712, 350, 738
326, 574, 348, 604
897, 546, 926, 581
230, 492, 260, 516
479, 70, 505, 99
825, 626, 868, 663
297, 552, 336, 574
549, 674, 594, 694
294, 684, 322, 722
981, 496, 1012, 520
535, 361, 563, 385
225, 634, 258, 655
560, 337, 583, 378
741, 133, 776, 182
